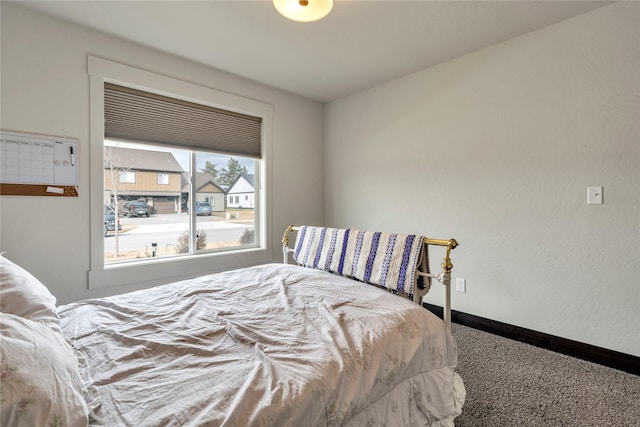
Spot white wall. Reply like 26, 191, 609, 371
324, 2, 639, 356
0, 3, 324, 303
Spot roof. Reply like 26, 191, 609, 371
181, 172, 226, 193
227, 174, 255, 194
230, 173, 254, 188
104, 146, 184, 173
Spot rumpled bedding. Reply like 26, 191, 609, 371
58, 263, 465, 427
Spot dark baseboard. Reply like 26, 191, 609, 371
423, 303, 639, 376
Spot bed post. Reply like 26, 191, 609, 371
440, 239, 457, 330
442, 269, 452, 330
424, 238, 458, 330
282, 224, 297, 264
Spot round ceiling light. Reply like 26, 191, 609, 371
273, 0, 334, 23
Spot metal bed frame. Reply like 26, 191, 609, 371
282, 225, 458, 329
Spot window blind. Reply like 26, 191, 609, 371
104, 83, 262, 158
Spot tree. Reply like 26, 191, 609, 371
218, 157, 248, 191
104, 146, 125, 257
201, 160, 219, 179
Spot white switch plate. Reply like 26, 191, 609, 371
587, 186, 603, 204
455, 278, 466, 293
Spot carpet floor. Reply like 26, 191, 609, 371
451, 324, 639, 426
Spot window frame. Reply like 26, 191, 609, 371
119, 171, 136, 184
88, 56, 273, 290
157, 173, 169, 185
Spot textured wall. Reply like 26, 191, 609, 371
324, 2, 639, 356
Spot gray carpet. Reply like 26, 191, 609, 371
450, 324, 640, 427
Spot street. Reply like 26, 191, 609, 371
105, 213, 254, 260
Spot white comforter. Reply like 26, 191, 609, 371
58, 264, 465, 427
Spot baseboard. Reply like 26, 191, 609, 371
423, 303, 639, 376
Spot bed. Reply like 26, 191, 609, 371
0, 225, 465, 427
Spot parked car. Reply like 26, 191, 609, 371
123, 200, 151, 217
104, 205, 122, 236
195, 201, 212, 216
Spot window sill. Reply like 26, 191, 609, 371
88, 247, 273, 290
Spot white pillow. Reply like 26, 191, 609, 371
0, 254, 60, 328
0, 313, 89, 427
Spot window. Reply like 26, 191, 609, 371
157, 173, 169, 185
89, 56, 273, 290
119, 171, 135, 183
105, 141, 257, 265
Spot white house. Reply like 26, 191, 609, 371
226, 174, 254, 209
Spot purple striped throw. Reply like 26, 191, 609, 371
292, 225, 425, 294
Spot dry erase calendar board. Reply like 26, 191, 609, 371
0, 130, 79, 197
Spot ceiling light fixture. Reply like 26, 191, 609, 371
273, 0, 333, 23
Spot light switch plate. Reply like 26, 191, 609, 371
455, 278, 466, 293
587, 186, 603, 204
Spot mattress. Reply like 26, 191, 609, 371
58, 263, 465, 426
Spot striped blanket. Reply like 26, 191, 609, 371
293, 226, 426, 294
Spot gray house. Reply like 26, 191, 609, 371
181, 172, 226, 213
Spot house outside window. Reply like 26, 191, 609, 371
105, 145, 183, 218
227, 174, 255, 209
